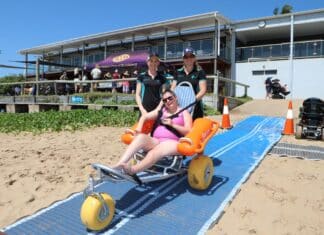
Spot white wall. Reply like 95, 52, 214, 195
235, 58, 324, 99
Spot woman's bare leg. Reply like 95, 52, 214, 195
113, 134, 158, 168
129, 140, 178, 174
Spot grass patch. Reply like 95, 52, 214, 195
235, 96, 253, 103
0, 109, 138, 134
204, 104, 221, 116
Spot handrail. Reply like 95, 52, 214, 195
236, 38, 324, 49
0, 77, 138, 86
0, 75, 250, 106
207, 75, 250, 88
0, 75, 249, 89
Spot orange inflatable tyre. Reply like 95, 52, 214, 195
121, 119, 155, 145
177, 118, 219, 156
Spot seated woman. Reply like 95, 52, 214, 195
113, 89, 193, 174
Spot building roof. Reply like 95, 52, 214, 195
19, 12, 230, 55
19, 8, 324, 55
232, 8, 324, 43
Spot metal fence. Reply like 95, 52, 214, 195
0, 75, 249, 109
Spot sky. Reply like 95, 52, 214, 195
0, 0, 323, 77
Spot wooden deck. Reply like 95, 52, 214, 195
0, 95, 138, 113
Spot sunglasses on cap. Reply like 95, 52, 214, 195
162, 96, 174, 103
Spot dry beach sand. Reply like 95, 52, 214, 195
0, 99, 323, 234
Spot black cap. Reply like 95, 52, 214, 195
183, 47, 196, 57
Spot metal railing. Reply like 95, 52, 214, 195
236, 39, 324, 62
0, 75, 249, 108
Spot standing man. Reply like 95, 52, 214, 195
59, 71, 69, 94
74, 67, 81, 93
91, 64, 102, 91
265, 77, 272, 99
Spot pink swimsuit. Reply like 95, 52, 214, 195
152, 108, 185, 142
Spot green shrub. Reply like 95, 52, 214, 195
235, 96, 253, 103
0, 109, 138, 133
0, 75, 25, 95
204, 104, 221, 116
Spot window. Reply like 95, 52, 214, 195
72, 56, 81, 66
189, 40, 200, 52
201, 39, 213, 55
262, 46, 271, 57
253, 47, 262, 58
294, 43, 306, 57
281, 44, 290, 57
63, 58, 72, 65
135, 46, 150, 51
265, 70, 277, 75
307, 41, 321, 56
167, 43, 177, 58
252, 70, 277, 76
85, 55, 94, 65
242, 48, 253, 61
235, 48, 242, 61
271, 45, 281, 57
252, 70, 265, 75
94, 53, 104, 62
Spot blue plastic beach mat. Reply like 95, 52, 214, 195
2, 115, 284, 235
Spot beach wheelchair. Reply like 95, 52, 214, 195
80, 82, 220, 231
295, 97, 324, 140
271, 78, 290, 99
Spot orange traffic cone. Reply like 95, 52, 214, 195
221, 98, 232, 129
282, 100, 294, 135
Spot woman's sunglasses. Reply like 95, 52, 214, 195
162, 96, 174, 103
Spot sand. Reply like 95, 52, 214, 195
0, 99, 323, 234
0, 127, 124, 228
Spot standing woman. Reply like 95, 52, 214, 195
171, 47, 207, 120
136, 53, 168, 116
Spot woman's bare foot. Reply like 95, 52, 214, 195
120, 163, 135, 175
111, 163, 123, 170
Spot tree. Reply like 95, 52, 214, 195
273, 4, 293, 15
281, 4, 293, 14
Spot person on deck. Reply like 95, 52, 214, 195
112, 69, 120, 93
265, 77, 272, 99
90, 64, 102, 91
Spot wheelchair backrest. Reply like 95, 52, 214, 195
271, 82, 281, 93
302, 98, 324, 118
174, 81, 196, 115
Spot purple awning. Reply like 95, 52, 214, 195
87, 51, 149, 69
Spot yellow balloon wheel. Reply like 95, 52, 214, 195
80, 193, 115, 231
188, 155, 214, 190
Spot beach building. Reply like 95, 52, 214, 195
19, 8, 324, 99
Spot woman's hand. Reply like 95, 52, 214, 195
140, 109, 147, 116
161, 118, 173, 126
134, 128, 141, 135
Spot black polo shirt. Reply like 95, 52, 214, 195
174, 66, 206, 94
174, 66, 207, 119
137, 71, 167, 112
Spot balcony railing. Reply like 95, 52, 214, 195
236, 39, 324, 62
40, 38, 230, 73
